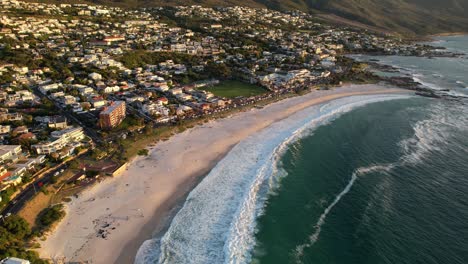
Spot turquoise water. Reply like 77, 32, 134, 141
252, 98, 468, 264
251, 36, 468, 264
137, 36, 468, 264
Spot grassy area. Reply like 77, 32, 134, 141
202, 80, 268, 98
18, 192, 52, 227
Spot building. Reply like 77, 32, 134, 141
0, 125, 11, 134
48, 116, 68, 129
99, 101, 126, 129
0, 165, 10, 182
1, 257, 30, 264
0, 145, 22, 163
33, 127, 85, 155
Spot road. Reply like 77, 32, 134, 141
31, 86, 102, 144
1, 150, 89, 218
1, 163, 67, 216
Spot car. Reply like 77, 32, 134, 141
54, 172, 59, 176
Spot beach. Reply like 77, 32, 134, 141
38, 84, 410, 264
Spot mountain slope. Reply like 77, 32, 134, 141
316, 0, 468, 35
253, 0, 468, 35
37, 0, 468, 35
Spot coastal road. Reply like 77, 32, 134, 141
1, 150, 89, 217
1, 163, 67, 216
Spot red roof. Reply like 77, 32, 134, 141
0, 171, 12, 182
18, 132, 36, 140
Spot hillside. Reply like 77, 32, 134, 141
28, 0, 468, 35
314, 0, 468, 35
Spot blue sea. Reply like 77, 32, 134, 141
135, 36, 468, 264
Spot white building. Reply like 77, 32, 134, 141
1, 257, 31, 264
0, 145, 21, 163
33, 127, 84, 154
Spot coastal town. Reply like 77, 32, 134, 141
0, 0, 458, 263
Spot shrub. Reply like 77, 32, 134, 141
37, 204, 65, 230
137, 149, 149, 156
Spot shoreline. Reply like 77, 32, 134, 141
38, 84, 411, 264
428, 32, 467, 37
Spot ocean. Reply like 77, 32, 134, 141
135, 36, 468, 264
353, 35, 468, 97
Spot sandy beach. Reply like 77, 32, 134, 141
38, 84, 410, 264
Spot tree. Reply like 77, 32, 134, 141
50, 152, 60, 162
37, 204, 65, 229
1, 215, 30, 240
0, 215, 48, 263
206, 62, 232, 79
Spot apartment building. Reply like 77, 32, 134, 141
99, 101, 126, 129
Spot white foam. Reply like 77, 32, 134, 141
410, 73, 468, 97
443, 90, 468, 98
411, 75, 446, 91
293, 101, 468, 263
135, 94, 413, 264
293, 162, 396, 262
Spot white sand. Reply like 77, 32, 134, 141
39, 84, 411, 264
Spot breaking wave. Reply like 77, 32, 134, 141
134, 94, 413, 264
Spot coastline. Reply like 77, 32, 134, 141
428, 32, 467, 37
420, 32, 468, 42
38, 84, 411, 264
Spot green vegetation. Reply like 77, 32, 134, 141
202, 81, 268, 98
118, 50, 199, 69
118, 51, 232, 82
137, 149, 149, 156
36, 204, 65, 232
0, 215, 48, 264
0, 187, 16, 210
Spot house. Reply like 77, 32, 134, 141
176, 105, 192, 115
176, 93, 193, 101
17, 132, 37, 142
48, 116, 67, 129
103, 86, 120, 94
90, 97, 107, 108
88, 72, 102, 81
0, 166, 9, 182
155, 83, 169, 92
62, 95, 77, 105
200, 103, 211, 111
39, 83, 59, 94
78, 86, 94, 95
0, 145, 21, 163
0, 125, 11, 134
1, 257, 31, 264
156, 97, 169, 105
0, 112, 22, 122
170, 88, 183, 96
12, 126, 28, 136
33, 127, 84, 155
